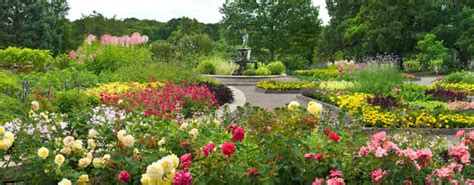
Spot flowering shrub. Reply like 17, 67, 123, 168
316, 80, 354, 91
367, 95, 400, 110
433, 82, 474, 95
100, 81, 218, 120
86, 82, 163, 97
257, 79, 315, 90
448, 101, 474, 110
84, 32, 149, 47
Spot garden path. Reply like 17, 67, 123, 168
232, 85, 309, 110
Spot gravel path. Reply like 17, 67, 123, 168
232, 85, 309, 110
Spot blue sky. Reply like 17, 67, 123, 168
67, 0, 330, 24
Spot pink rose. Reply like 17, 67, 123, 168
118, 170, 131, 182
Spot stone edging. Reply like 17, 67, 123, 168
296, 95, 352, 121
255, 87, 302, 94
216, 86, 246, 117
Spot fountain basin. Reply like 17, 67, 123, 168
206, 74, 288, 86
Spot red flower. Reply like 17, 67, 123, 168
118, 170, 131, 182
323, 129, 331, 135
329, 169, 343, 177
232, 127, 245, 142
202, 143, 215, 157
315, 153, 323, 161
304, 152, 316, 160
221, 142, 236, 156
226, 123, 238, 133
180, 153, 192, 169
131, 154, 142, 162
328, 132, 341, 142
181, 141, 190, 147
247, 167, 259, 177
173, 170, 192, 185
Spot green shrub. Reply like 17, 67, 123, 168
0, 96, 24, 121
54, 90, 91, 113
51, 54, 72, 70
280, 55, 308, 70
0, 47, 53, 71
84, 45, 152, 74
416, 34, 450, 70
267, 61, 286, 75
242, 69, 256, 75
403, 60, 421, 73
106, 62, 204, 83
150, 40, 179, 62
444, 71, 474, 84
255, 66, 271, 76
20, 68, 101, 92
0, 71, 19, 96
197, 60, 216, 74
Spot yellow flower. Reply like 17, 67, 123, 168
146, 162, 164, 179
54, 154, 65, 166
179, 122, 189, 130
78, 157, 91, 168
87, 139, 96, 149
141, 174, 151, 184
307, 101, 323, 116
93, 157, 103, 168
212, 119, 221, 127
0, 127, 4, 135
288, 101, 300, 111
0, 139, 12, 150
122, 135, 135, 147
160, 157, 174, 173
31, 101, 40, 111
58, 178, 72, 185
63, 136, 75, 147
73, 140, 84, 151
78, 174, 89, 185
134, 148, 140, 154
188, 128, 199, 139
88, 129, 98, 138
158, 138, 166, 146
37, 147, 49, 159
60, 146, 72, 155
102, 154, 111, 164
4, 132, 14, 142
168, 154, 179, 168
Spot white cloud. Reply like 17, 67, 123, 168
67, 0, 330, 24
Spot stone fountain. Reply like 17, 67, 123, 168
233, 32, 256, 74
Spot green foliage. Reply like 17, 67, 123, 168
403, 60, 421, 73
54, 90, 91, 113
0, 96, 24, 122
408, 101, 448, 112
197, 55, 236, 75
416, 34, 450, 70
444, 71, 474, 84
266, 61, 286, 75
0, 47, 53, 71
350, 64, 403, 95
0, 71, 19, 95
176, 34, 214, 58
150, 40, 179, 62
242, 69, 256, 75
280, 55, 309, 71
255, 66, 271, 76
20, 68, 101, 92
197, 60, 216, 74
84, 45, 152, 74
396, 84, 430, 101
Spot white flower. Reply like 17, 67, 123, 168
86, 152, 93, 159
73, 140, 84, 150
54, 154, 65, 166
288, 101, 300, 111
102, 154, 111, 164
122, 135, 135, 147
188, 128, 199, 139
158, 138, 166, 146
160, 157, 174, 173
58, 178, 72, 185
179, 122, 189, 130
63, 136, 75, 147
60, 147, 72, 155
93, 157, 103, 168
168, 154, 179, 168
88, 129, 98, 138
117, 130, 127, 141
31, 101, 40, 111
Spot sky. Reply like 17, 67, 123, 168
67, 0, 330, 25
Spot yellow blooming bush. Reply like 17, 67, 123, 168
433, 81, 474, 95
317, 80, 355, 91
0, 126, 14, 150
86, 82, 163, 97
257, 79, 315, 90
141, 154, 179, 185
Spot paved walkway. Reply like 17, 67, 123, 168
410, 77, 439, 86
232, 85, 309, 110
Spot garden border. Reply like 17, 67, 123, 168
255, 87, 302, 94
206, 74, 288, 85
216, 86, 246, 117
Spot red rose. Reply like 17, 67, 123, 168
202, 143, 215, 157
221, 142, 236, 156
181, 141, 190, 147
247, 167, 259, 176
180, 153, 192, 169
232, 127, 245, 142
118, 170, 131, 182
315, 153, 324, 161
323, 129, 331, 135
328, 132, 341, 142
226, 124, 238, 133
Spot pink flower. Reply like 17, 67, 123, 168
315, 153, 323, 161
329, 170, 343, 177
232, 127, 245, 142
435, 167, 452, 178
382, 141, 396, 150
305, 152, 316, 160
371, 169, 388, 183
327, 177, 345, 185
374, 147, 387, 157
401, 149, 418, 161
180, 153, 192, 169
468, 130, 474, 140
118, 170, 131, 182
358, 147, 369, 156
221, 142, 235, 156
371, 131, 386, 144
456, 130, 465, 138
449, 144, 471, 164
328, 132, 341, 142
312, 178, 325, 185
416, 149, 432, 167
247, 167, 259, 177
181, 141, 190, 147
201, 143, 215, 157
404, 180, 412, 185
173, 170, 192, 185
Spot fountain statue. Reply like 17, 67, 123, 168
234, 31, 256, 74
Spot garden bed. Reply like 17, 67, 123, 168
206, 74, 288, 85
255, 87, 302, 94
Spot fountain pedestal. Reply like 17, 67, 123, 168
234, 48, 256, 75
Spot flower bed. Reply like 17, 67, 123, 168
1, 100, 474, 184
256, 79, 315, 90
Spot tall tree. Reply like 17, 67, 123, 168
220, 0, 322, 62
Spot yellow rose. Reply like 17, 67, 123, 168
87, 139, 96, 149
117, 130, 127, 141
168, 154, 179, 168
188, 128, 199, 139
63, 136, 75, 147
37, 147, 49, 159
4, 132, 14, 142
212, 119, 221, 127
58, 178, 72, 185
307, 101, 323, 116
60, 146, 72, 155
78, 157, 91, 168
88, 129, 98, 138
160, 157, 174, 173
102, 154, 111, 164
158, 138, 166, 146
78, 174, 89, 185
73, 140, 83, 150
122, 135, 135, 147
54, 154, 65, 166
93, 157, 103, 168
141, 174, 151, 184
146, 162, 164, 179
31, 101, 40, 111
0, 127, 4, 135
